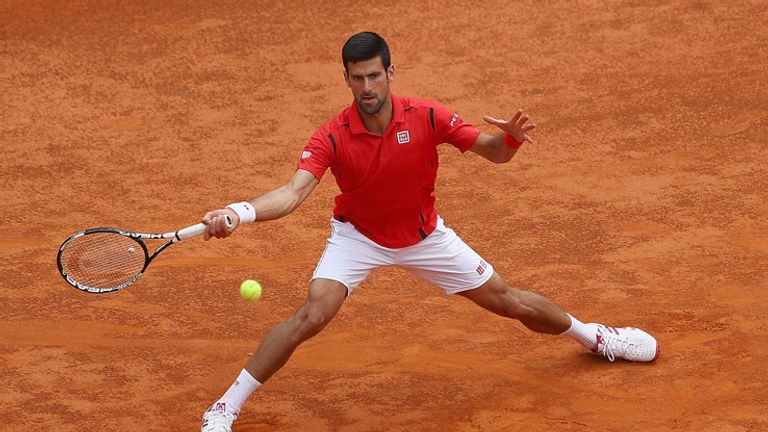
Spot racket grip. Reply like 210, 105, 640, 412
177, 215, 234, 240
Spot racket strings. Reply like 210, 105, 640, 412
60, 233, 146, 289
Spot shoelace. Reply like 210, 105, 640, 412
598, 329, 636, 362
202, 410, 237, 432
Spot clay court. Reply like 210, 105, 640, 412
2, 0, 766, 430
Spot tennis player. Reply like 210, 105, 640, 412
199, 32, 659, 431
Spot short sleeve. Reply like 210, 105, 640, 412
296, 128, 334, 181
431, 101, 481, 153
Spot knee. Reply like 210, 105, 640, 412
293, 303, 332, 339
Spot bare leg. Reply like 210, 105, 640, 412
457, 272, 571, 334
244, 278, 347, 382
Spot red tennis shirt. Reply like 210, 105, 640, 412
297, 94, 481, 248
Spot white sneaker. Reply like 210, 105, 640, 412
591, 324, 660, 362
200, 402, 238, 432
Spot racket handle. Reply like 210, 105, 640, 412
176, 215, 234, 240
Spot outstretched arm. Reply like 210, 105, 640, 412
202, 169, 319, 240
469, 109, 536, 164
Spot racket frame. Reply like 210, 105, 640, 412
57, 222, 212, 293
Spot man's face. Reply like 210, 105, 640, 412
344, 56, 395, 114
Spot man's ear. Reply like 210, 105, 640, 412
343, 69, 351, 87
387, 64, 395, 83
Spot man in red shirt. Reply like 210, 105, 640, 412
199, 32, 658, 431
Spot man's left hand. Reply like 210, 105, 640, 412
483, 109, 536, 144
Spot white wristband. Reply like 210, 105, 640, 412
226, 201, 257, 225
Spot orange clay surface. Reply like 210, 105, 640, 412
1, 1, 766, 431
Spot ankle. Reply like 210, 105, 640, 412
561, 315, 599, 350
217, 369, 262, 414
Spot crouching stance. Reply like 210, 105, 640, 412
199, 32, 658, 432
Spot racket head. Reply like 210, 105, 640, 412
57, 228, 150, 293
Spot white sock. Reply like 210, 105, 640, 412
561, 314, 599, 350
217, 369, 262, 414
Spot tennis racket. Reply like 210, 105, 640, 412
57, 216, 232, 293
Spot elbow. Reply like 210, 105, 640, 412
492, 152, 513, 164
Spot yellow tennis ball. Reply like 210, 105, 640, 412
240, 279, 262, 301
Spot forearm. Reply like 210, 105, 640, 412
246, 185, 303, 221
240, 169, 318, 223
205, 170, 317, 238
477, 132, 521, 164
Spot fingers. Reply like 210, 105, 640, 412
201, 210, 236, 240
483, 115, 504, 125
512, 110, 535, 143
202, 212, 214, 241
213, 214, 234, 238
486, 109, 536, 143
484, 110, 529, 127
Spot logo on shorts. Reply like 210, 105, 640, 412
301, 150, 312, 159
396, 130, 411, 144
450, 113, 459, 127
476, 260, 487, 276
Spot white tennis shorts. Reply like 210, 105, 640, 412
312, 216, 494, 295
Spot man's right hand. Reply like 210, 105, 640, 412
202, 209, 239, 240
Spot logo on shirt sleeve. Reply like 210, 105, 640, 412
449, 113, 459, 127
396, 130, 411, 144
301, 150, 312, 159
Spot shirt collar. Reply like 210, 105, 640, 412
349, 93, 404, 135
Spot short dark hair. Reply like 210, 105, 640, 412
342, 32, 391, 71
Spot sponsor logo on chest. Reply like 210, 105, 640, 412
396, 130, 411, 144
